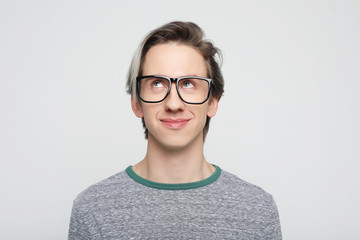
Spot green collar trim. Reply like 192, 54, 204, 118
126, 164, 221, 190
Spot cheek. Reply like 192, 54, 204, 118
192, 107, 209, 124
142, 105, 160, 126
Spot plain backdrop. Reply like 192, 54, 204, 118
1, 0, 359, 239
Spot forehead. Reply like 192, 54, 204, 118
142, 43, 207, 77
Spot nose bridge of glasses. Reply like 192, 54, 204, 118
166, 78, 183, 101
169, 80, 178, 92
169, 77, 178, 84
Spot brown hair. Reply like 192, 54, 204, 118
126, 21, 224, 140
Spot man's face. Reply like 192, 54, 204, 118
132, 42, 218, 150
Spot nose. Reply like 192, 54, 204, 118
164, 82, 185, 111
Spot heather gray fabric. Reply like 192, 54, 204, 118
68, 166, 282, 239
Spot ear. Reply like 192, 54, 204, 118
207, 97, 219, 117
131, 95, 144, 118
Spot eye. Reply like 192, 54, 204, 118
152, 80, 164, 88
181, 80, 195, 89
149, 78, 167, 88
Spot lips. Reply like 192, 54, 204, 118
160, 118, 190, 129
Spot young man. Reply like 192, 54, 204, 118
69, 21, 282, 239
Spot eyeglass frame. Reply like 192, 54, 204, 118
136, 75, 213, 105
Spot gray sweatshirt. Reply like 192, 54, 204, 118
69, 165, 282, 239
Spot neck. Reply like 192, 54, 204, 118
132, 133, 215, 184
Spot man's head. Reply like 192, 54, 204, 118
126, 21, 224, 141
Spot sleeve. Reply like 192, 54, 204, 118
68, 200, 92, 240
263, 195, 282, 240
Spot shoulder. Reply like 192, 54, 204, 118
216, 169, 282, 237
71, 170, 130, 214
217, 168, 276, 208
217, 168, 281, 229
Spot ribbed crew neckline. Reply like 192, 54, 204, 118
125, 164, 221, 190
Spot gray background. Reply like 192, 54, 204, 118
1, 0, 359, 239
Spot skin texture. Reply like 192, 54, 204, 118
131, 42, 218, 183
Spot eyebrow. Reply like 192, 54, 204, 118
150, 74, 202, 78
182, 74, 201, 77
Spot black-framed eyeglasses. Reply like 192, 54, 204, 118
136, 75, 212, 104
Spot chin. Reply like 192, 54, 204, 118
150, 131, 203, 150
160, 136, 192, 150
